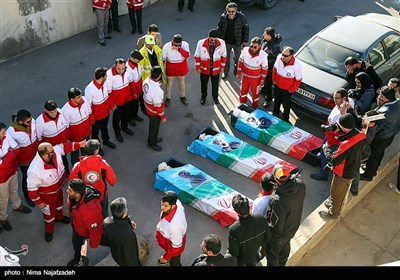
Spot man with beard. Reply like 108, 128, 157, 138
67, 179, 103, 266
27, 141, 85, 242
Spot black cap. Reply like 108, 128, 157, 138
130, 49, 143, 60
339, 113, 355, 129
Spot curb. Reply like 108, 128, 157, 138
286, 149, 400, 266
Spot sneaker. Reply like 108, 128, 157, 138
165, 98, 171, 107
310, 173, 328, 181
135, 116, 144, 122
221, 73, 227, 79
115, 134, 124, 143
214, 98, 220, 105
122, 128, 134, 136
13, 204, 32, 214
0, 220, 12, 231
388, 183, 400, 195
263, 101, 271, 108
55, 216, 71, 224
129, 120, 137, 127
103, 140, 116, 149
319, 210, 338, 220
67, 258, 79, 267
157, 137, 163, 143
180, 97, 188, 105
44, 232, 53, 242
200, 98, 206, 105
324, 200, 332, 209
148, 144, 162, 151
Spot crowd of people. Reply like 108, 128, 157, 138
1, 0, 399, 267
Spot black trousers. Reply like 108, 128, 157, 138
200, 73, 220, 100
19, 165, 29, 198
91, 115, 110, 142
260, 66, 274, 102
100, 195, 109, 219
72, 229, 85, 262
129, 97, 146, 121
273, 85, 292, 122
128, 8, 142, 32
147, 115, 161, 146
112, 103, 130, 135
170, 255, 182, 266
266, 235, 291, 266
62, 155, 70, 175
364, 136, 394, 178
110, 0, 119, 29
178, 0, 195, 9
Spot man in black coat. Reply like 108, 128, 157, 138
192, 234, 237, 266
101, 197, 142, 266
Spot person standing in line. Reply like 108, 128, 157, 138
136, 24, 163, 50
266, 166, 305, 266
28, 141, 85, 242
272, 46, 302, 122
252, 172, 276, 219
260, 27, 282, 108
192, 234, 237, 266
143, 66, 166, 152
84, 67, 116, 156
62, 87, 95, 166
227, 194, 270, 266
109, 0, 121, 33
105, 58, 135, 143
237, 36, 268, 108
127, 0, 144, 34
162, 34, 190, 107
217, 2, 249, 79
139, 35, 166, 84
36, 100, 71, 174
66, 179, 103, 267
69, 139, 116, 219
6, 109, 39, 207
126, 49, 146, 128
194, 29, 227, 105
178, 0, 195, 12
0, 122, 32, 233
92, 0, 112, 46
102, 197, 142, 266
156, 191, 187, 266
319, 113, 366, 220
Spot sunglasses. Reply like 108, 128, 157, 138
173, 43, 182, 47
251, 45, 259, 49
227, 10, 236, 14
282, 53, 292, 58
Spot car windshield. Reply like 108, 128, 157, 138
296, 37, 361, 79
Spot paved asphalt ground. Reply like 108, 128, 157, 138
0, 0, 399, 268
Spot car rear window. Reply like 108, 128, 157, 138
296, 37, 360, 79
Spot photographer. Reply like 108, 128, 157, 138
361, 86, 400, 181
310, 89, 353, 181
344, 57, 382, 93
319, 113, 366, 220
348, 72, 375, 115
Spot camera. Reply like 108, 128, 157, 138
348, 88, 361, 99
363, 110, 386, 122
321, 123, 338, 132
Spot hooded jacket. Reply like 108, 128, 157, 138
69, 186, 103, 248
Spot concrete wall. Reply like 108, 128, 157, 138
0, 0, 158, 62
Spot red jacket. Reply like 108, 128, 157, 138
69, 155, 116, 202
272, 54, 302, 93
127, 0, 144, 10
0, 135, 20, 183
69, 187, 104, 248
92, 0, 111, 10
194, 38, 227, 76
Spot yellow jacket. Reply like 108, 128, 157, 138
139, 46, 166, 84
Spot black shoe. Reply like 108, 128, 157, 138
55, 216, 71, 224
135, 116, 144, 122
129, 120, 137, 127
221, 73, 227, 79
263, 101, 271, 108
188, 7, 194, 12
105, 35, 112, 39
116, 134, 124, 143
214, 98, 220, 105
67, 258, 79, 267
99, 41, 106, 46
157, 137, 163, 143
0, 226, 2, 233
138, 30, 144, 34
13, 204, 32, 214
233, 66, 238, 76
178, 7, 183, 12
45, 232, 53, 242
99, 148, 105, 156
25, 197, 36, 207
310, 173, 328, 181
165, 98, 171, 107
200, 98, 206, 105
360, 175, 372, 181
122, 128, 134, 136
103, 140, 116, 149
114, 28, 121, 33
350, 189, 358, 196
180, 97, 188, 105
0, 220, 12, 231
131, 30, 136, 34
148, 144, 162, 151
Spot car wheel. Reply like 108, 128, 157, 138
260, 0, 277, 10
